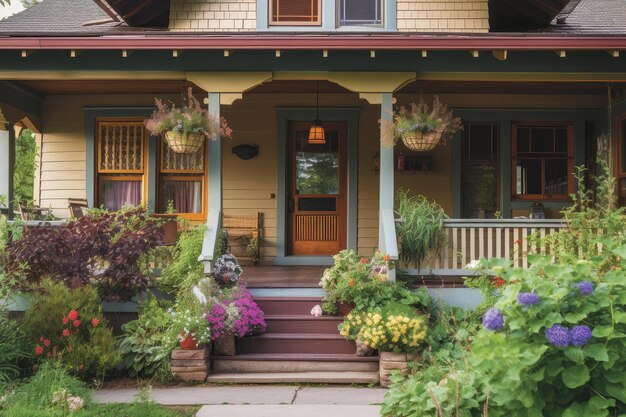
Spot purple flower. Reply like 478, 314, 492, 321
570, 325, 592, 346
575, 281, 594, 296
482, 308, 504, 331
545, 324, 570, 347
517, 292, 540, 306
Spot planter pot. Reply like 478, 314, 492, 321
165, 131, 205, 154
337, 302, 355, 316
213, 335, 236, 356
355, 338, 375, 357
379, 352, 420, 387
401, 128, 444, 152
179, 334, 198, 350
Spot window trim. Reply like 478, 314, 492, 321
268, 0, 322, 26
511, 122, 574, 201
614, 113, 626, 207
337, 0, 384, 27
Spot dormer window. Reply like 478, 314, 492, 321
339, 0, 382, 26
270, 0, 322, 25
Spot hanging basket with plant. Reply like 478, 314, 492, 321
145, 88, 232, 154
381, 96, 462, 152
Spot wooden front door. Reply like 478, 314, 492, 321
287, 121, 347, 256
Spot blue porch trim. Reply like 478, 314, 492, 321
274, 107, 360, 264
84, 107, 154, 209
451, 108, 604, 219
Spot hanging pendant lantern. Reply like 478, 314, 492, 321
308, 81, 326, 145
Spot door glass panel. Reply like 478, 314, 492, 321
295, 130, 339, 195
298, 197, 336, 211
516, 159, 542, 195
555, 128, 568, 153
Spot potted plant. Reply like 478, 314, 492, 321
395, 189, 448, 270
381, 96, 462, 152
169, 309, 211, 350
211, 253, 243, 287
145, 87, 232, 154
153, 201, 178, 245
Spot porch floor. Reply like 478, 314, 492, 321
241, 266, 325, 288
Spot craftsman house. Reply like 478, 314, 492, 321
0, 0, 625, 275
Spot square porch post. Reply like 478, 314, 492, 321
379, 93, 397, 282
0, 124, 15, 220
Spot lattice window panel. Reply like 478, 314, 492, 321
159, 139, 205, 174
97, 121, 145, 173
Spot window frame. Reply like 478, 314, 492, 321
511, 122, 574, 201
337, 0, 384, 27
95, 118, 148, 210
156, 138, 208, 221
614, 113, 626, 207
268, 0, 322, 26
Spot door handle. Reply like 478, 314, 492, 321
288, 198, 295, 213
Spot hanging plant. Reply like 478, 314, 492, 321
145, 88, 232, 154
381, 96, 462, 152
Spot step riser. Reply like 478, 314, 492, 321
212, 360, 379, 373
205, 373, 379, 384
237, 338, 356, 355
255, 299, 323, 315
265, 319, 342, 334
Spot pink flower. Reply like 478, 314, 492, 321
68, 310, 78, 321
43, 339, 51, 347
62, 329, 70, 337
91, 318, 100, 328
73, 320, 81, 328
35, 346, 44, 355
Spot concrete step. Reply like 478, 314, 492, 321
205, 371, 379, 384
236, 333, 355, 355
196, 404, 381, 417
264, 315, 343, 334
212, 353, 379, 373
254, 297, 323, 316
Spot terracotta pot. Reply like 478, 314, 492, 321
213, 335, 236, 356
165, 131, 205, 154
337, 302, 356, 316
179, 334, 198, 350
152, 214, 178, 245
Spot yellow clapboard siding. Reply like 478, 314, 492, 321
41, 152, 85, 163
40, 180, 85, 190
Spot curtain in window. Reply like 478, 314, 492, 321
101, 180, 142, 211
161, 180, 202, 214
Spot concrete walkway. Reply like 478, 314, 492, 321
95, 386, 386, 417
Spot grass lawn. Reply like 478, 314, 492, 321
1, 402, 199, 417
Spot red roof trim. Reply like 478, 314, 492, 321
1, 35, 626, 50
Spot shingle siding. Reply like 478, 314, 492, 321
169, 0, 256, 32
397, 0, 489, 32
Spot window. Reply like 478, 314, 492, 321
157, 138, 206, 219
616, 115, 626, 207
339, 0, 382, 26
270, 0, 321, 25
96, 120, 146, 211
462, 123, 499, 218
512, 123, 574, 200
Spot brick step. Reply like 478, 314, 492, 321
212, 353, 378, 373
264, 315, 343, 334
236, 333, 356, 355
205, 371, 379, 384
254, 297, 323, 316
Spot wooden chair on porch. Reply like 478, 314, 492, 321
222, 212, 262, 265
68, 198, 89, 219
17, 203, 53, 222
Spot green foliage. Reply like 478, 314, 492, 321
22, 281, 119, 380
118, 296, 177, 381
13, 130, 37, 205
395, 189, 447, 269
158, 226, 206, 296
0, 312, 29, 384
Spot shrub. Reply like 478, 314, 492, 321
22, 281, 119, 379
4, 206, 162, 301
0, 312, 29, 384
118, 296, 177, 380
158, 225, 206, 297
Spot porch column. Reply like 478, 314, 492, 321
0, 123, 15, 220
379, 93, 397, 282
207, 93, 222, 214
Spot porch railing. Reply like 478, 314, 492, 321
198, 208, 221, 274
405, 219, 568, 276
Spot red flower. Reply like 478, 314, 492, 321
39, 336, 44, 342
360, 258, 367, 264
68, 310, 78, 321
43, 339, 51, 347
91, 318, 100, 328
384, 254, 391, 262
35, 346, 44, 355
493, 276, 506, 287
73, 320, 81, 328
62, 329, 70, 337
349, 279, 355, 287
79, 364, 84, 370
62, 316, 68, 325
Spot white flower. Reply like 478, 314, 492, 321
67, 396, 84, 412
192, 286, 208, 305
310, 305, 323, 317
465, 260, 481, 270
